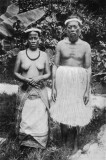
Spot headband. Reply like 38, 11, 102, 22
24, 28, 41, 34
65, 18, 82, 25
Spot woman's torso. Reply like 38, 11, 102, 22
20, 49, 46, 78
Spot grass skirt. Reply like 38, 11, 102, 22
50, 66, 93, 127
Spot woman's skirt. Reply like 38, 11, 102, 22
16, 83, 49, 148
50, 66, 93, 127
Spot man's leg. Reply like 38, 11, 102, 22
72, 126, 80, 154
60, 123, 68, 145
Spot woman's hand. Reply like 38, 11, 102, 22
32, 76, 43, 83
25, 77, 42, 88
25, 78, 37, 86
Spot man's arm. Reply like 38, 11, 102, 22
84, 43, 91, 104
85, 43, 91, 92
52, 42, 61, 101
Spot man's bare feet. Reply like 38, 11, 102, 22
71, 146, 79, 155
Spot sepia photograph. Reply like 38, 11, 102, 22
0, 0, 106, 160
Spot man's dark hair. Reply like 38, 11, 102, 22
67, 15, 81, 20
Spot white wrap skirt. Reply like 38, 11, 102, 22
16, 84, 49, 148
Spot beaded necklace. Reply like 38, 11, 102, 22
26, 49, 40, 61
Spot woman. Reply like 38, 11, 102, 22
14, 28, 51, 148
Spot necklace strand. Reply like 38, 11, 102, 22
26, 49, 40, 61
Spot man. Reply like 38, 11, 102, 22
50, 16, 93, 154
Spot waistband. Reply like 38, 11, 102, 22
57, 66, 87, 71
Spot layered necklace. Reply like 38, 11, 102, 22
26, 49, 40, 61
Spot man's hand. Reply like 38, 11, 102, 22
83, 91, 89, 105
52, 88, 57, 102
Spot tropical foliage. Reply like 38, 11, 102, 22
0, 0, 106, 84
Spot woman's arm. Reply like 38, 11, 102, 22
39, 53, 51, 80
14, 52, 29, 83
32, 53, 51, 82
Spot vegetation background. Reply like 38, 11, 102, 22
0, 0, 106, 160
0, 0, 106, 88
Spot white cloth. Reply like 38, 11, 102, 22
17, 85, 49, 148
20, 98, 48, 147
50, 66, 93, 127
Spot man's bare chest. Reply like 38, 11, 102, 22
61, 44, 85, 60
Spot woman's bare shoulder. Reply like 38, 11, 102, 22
40, 50, 48, 58
18, 49, 26, 58
40, 50, 50, 63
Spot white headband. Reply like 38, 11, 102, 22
24, 28, 41, 34
65, 18, 82, 25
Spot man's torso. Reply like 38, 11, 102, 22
59, 38, 88, 67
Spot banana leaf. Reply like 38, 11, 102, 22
0, 4, 45, 37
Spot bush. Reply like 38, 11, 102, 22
0, 93, 17, 134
